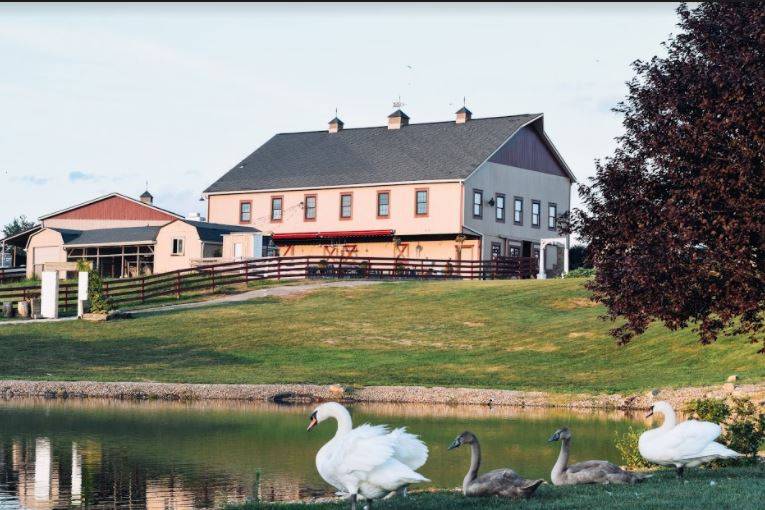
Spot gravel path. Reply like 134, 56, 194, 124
128, 279, 380, 316
1, 379, 762, 410
0, 280, 380, 325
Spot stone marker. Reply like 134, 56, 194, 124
17, 300, 30, 318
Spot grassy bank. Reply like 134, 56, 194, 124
231, 466, 764, 510
0, 279, 762, 393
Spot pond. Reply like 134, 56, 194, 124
0, 398, 645, 509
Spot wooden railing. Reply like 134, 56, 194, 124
0, 267, 26, 283
0, 256, 538, 313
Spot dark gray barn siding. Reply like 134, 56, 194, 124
488, 126, 568, 178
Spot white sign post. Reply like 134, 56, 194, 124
77, 271, 89, 317
41, 270, 59, 319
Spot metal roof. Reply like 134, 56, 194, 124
205, 114, 546, 193
38, 193, 182, 221
57, 226, 161, 247
179, 220, 261, 243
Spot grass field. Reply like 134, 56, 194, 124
229, 466, 765, 510
0, 279, 762, 393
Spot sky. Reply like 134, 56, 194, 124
0, 2, 682, 227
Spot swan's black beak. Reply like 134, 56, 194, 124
645, 408, 654, 418
307, 411, 318, 431
547, 432, 560, 442
448, 438, 461, 450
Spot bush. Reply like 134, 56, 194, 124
685, 397, 765, 462
725, 398, 765, 459
615, 426, 651, 468
87, 271, 112, 313
564, 267, 595, 278
685, 398, 730, 424
569, 244, 591, 270
75, 259, 92, 272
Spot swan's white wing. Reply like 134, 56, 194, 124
653, 420, 722, 460
365, 458, 430, 491
697, 441, 743, 459
328, 424, 397, 475
388, 427, 429, 470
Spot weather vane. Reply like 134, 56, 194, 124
392, 95, 405, 108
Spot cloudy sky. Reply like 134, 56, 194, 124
0, 2, 681, 227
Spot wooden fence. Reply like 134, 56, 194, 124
0, 267, 26, 283
0, 255, 538, 313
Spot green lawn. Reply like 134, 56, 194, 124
0, 279, 762, 393
230, 466, 765, 510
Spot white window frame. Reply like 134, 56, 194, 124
171, 237, 185, 256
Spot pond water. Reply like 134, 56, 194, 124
0, 398, 645, 509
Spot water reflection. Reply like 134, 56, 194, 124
0, 398, 644, 509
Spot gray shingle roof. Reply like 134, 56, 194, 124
180, 220, 261, 243
204, 114, 540, 193
57, 226, 161, 246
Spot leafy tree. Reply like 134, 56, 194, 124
568, 244, 591, 270
569, 3, 765, 352
2, 215, 35, 238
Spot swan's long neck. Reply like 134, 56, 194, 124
552, 438, 570, 479
463, 440, 481, 494
328, 406, 353, 436
658, 408, 677, 430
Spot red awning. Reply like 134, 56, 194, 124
272, 229, 395, 241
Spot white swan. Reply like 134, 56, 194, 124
638, 401, 743, 477
307, 402, 429, 510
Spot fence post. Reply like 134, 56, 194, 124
277, 258, 281, 280
141, 276, 145, 303
304, 257, 309, 279
244, 260, 249, 285
104, 281, 110, 298
338, 256, 343, 278
176, 272, 181, 299
211, 267, 216, 293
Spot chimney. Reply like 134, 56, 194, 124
456, 106, 472, 124
139, 190, 153, 205
328, 116, 344, 133
387, 109, 410, 130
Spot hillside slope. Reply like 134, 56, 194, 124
0, 279, 761, 393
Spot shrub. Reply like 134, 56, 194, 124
75, 259, 92, 272
568, 244, 591, 270
564, 267, 595, 278
87, 271, 112, 313
685, 398, 730, 424
725, 397, 765, 459
615, 426, 650, 468
685, 397, 765, 462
